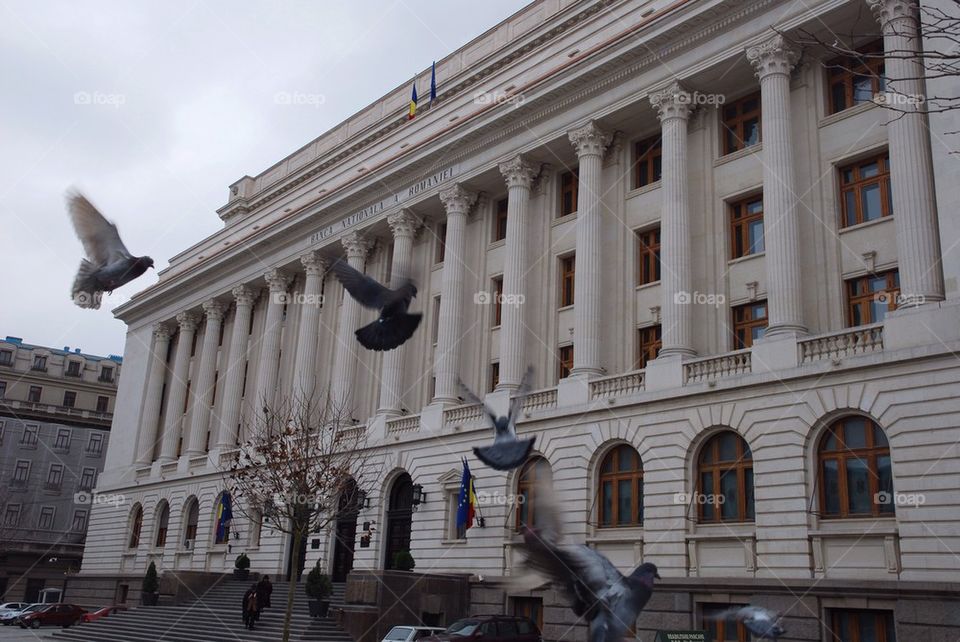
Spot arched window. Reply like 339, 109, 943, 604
697, 431, 754, 523
128, 504, 143, 548
819, 416, 893, 518
154, 501, 170, 548
183, 498, 199, 547
516, 457, 552, 529
214, 492, 231, 545
598, 444, 643, 527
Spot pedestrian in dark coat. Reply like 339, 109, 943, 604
257, 575, 273, 611
242, 584, 258, 630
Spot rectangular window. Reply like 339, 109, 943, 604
559, 168, 579, 217
32, 355, 47, 371
22, 424, 39, 447
634, 136, 662, 188
431, 296, 442, 344
54, 428, 71, 450
0, 350, 12, 366
0, 381, 6, 399
558, 345, 574, 380
87, 432, 104, 456
72, 510, 88, 532
28, 386, 42, 403
839, 152, 892, 227
828, 40, 885, 114
702, 604, 750, 642
636, 325, 662, 369
513, 597, 544, 632
721, 91, 761, 155
0, 420, 4, 444
729, 195, 765, 259
96, 396, 109, 413
559, 255, 575, 307
46, 463, 64, 488
733, 301, 768, 349
847, 270, 899, 326
38, 506, 55, 530
447, 490, 467, 540
80, 467, 97, 490
13, 459, 31, 483
636, 228, 661, 285
489, 362, 500, 393
492, 276, 504, 326
493, 197, 508, 242
435, 222, 447, 263
4, 503, 21, 526
66, 361, 81, 376
63, 391, 77, 408
829, 609, 896, 642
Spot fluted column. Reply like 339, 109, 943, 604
378, 210, 421, 416
215, 286, 256, 449
433, 184, 478, 403
568, 122, 611, 376
135, 323, 172, 465
158, 312, 199, 463
293, 252, 327, 406
747, 35, 807, 336
867, 0, 944, 303
183, 300, 225, 456
253, 269, 292, 415
497, 155, 539, 389
651, 83, 696, 358
331, 232, 374, 411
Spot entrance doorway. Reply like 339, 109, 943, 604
384, 473, 413, 570
331, 478, 360, 582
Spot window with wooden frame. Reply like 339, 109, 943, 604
634, 136, 662, 188
492, 276, 504, 326
839, 152, 892, 227
597, 444, 643, 527
513, 597, 544, 632
128, 504, 143, 548
516, 456, 552, 529
702, 604, 750, 642
828, 609, 896, 642
847, 270, 899, 326
184, 500, 199, 545
636, 227, 661, 285
729, 195, 765, 259
721, 92, 761, 155
489, 362, 500, 393
819, 416, 894, 518
697, 431, 754, 523
494, 197, 508, 242
558, 345, 574, 380
435, 222, 447, 263
636, 325, 662, 370
559, 168, 579, 217
559, 255, 575, 307
27, 386, 42, 403
828, 40, 886, 114
732, 301, 768, 349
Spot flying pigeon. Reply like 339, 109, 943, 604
517, 484, 659, 642
67, 191, 154, 309
458, 366, 536, 471
330, 258, 421, 351
711, 606, 786, 640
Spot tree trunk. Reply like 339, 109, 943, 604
282, 528, 302, 642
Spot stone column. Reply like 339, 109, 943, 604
747, 35, 807, 336
135, 323, 172, 465
158, 312, 199, 463
497, 155, 539, 390
867, 0, 945, 303
293, 252, 327, 406
651, 83, 696, 358
182, 300, 224, 456
378, 210, 421, 416
215, 286, 256, 450
252, 269, 292, 416
433, 184, 478, 404
568, 121, 611, 376
331, 231, 374, 411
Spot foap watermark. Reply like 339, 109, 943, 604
73, 90, 126, 109
674, 491, 726, 506
274, 91, 326, 108
674, 290, 725, 308
874, 291, 926, 307
873, 91, 925, 107
74, 491, 126, 508
875, 490, 926, 507
473, 90, 525, 108
273, 291, 325, 306
72, 291, 103, 308
474, 290, 525, 307
475, 490, 525, 506
677, 90, 726, 106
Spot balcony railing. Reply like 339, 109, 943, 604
684, 349, 752, 384
590, 371, 646, 400
443, 402, 484, 425
799, 323, 884, 364
386, 414, 420, 436
519, 388, 558, 413
0, 399, 113, 423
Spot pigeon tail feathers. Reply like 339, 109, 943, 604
71, 259, 102, 309
473, 436, 536, 471
355, 312, 422, 351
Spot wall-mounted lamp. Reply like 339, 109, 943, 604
411, 484, 426, 506
357, 489, 370, 510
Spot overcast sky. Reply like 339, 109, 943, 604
0, 0, 529, 357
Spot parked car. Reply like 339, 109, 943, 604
423, 616, 541, 642
81, 605, 128, 623
0, 603, 29, 618
0, 604, 41, 626
382, 625, 447, 642
18, 603, 87, 629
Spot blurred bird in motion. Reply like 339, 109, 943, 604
709, 606, 786, 640
458, 366, 536, 471
330, 258, 421, 351
67, 191, 154, 309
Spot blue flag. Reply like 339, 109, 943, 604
456, 458, 475, 531
430, 61, 437, 104
216, 491, 233, 541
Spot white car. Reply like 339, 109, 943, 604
382, 626, 447, 642
0, 603, 41, 626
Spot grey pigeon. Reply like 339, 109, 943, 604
717, 606, 785, 640
458, 367, 535, 471
330, 258, 421, 351
67, 191, 154, 309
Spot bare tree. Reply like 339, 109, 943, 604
223, 393, 377, 642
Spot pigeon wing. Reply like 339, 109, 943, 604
67, 191, 132, 265
507, 366, 535, 424
330, 259, 391, 309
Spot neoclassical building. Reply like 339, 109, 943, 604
82, 0, 960, 640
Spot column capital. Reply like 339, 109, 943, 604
650, 81, 694, 121
387, 209, 422, 239
747, 34, 800, 79
202, 299, 226, 322
439, 184, 478, 216
568, 121, 612, 158
232, 284, 257, 307
175, 311, 199, 332
152, 322, 173, 341
341, 231, 374, 260
300, 251, 327, 277
866, 0, 916, 27
499, 155, 540, 189
531, 163, 554, 196
264, 268, 293, 293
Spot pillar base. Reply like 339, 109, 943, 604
644, 355, 685, 391
751, 333, 800, 373
884, 299, 960, 351
568, 366, 604, 379
657, 346, 697, 359
763, 323, 808, 340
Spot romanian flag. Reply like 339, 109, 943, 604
430, 61, 437, 105
408, 81, 418, 120
216, 491, 233, 542
456, 458, 476, 531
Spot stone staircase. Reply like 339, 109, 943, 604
53, 580, 350, 642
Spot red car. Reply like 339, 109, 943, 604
81, 605, 128, 623
422, 616, 541, 642
18, 603, 87, 629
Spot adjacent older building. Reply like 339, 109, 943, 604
0, 336, 118, 602
81, 0, 959, 640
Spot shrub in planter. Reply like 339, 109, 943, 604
304, 561, 332, 618
234, 553, 251, 580
141, 562, 160, 605
392, 550, 415, 572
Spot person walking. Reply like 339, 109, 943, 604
242, 583, 258, 630
257, 575, 273, 612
